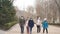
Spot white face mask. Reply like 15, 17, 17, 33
38, 17, 40, 19
21, 17, 23, 19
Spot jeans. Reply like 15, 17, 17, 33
20, 26, 24, 34
29, 27, 32, 34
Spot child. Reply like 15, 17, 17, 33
42, 18, 48, 34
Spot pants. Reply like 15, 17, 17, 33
29, 27, 32, 34
27, 26, 29, 34
37, 25, 41, 33
20, 26, 24, 34
43, 28, 48, 33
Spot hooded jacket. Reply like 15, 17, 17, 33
42, 20, 48, 29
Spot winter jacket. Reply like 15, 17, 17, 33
26, 20, 28, 26
19, 18, 25, 26
36, 19, 41, 25
42, 20, 48, 29
28, 19, 34, 28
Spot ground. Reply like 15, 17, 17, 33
4, 23, 60, 34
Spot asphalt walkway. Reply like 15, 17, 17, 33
5, 23, 60, 34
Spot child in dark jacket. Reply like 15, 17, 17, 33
28, 18, 34, 34
42, 18, 48, 34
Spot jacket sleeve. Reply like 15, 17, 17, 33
32, 20, 34, 27
28, 20, 30, 26
46, 21, 48, 27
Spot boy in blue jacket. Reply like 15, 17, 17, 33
42, 18, 48, 34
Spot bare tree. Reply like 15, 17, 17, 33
26, 6, 35, 18
35, 0, 60, 23
54, 0, 60, 23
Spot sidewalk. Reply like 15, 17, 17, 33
0, 30, 5, 34
5, 23, 60, 34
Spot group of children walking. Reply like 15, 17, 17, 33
19, 16, 48, 34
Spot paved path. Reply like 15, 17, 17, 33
5, 23, 60, 34
0, 30, 6, 34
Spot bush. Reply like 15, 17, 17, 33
0, 0, 16, 25
0, 21, 17, 30
0, 0, 16, 30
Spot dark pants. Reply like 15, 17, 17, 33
43, 28, 48, 33
20, 26, 24, 34
37, 25, 41, 33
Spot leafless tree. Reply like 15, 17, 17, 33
35, 0, 60, 23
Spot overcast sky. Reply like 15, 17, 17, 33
13, 0, 35, 10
